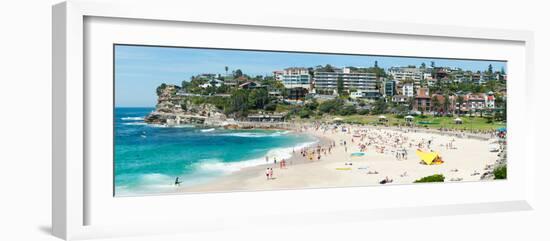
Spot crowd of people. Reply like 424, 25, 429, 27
257, 121, 504, 184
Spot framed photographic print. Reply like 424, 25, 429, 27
53, 0, 536, 240
113, 44, 509, 196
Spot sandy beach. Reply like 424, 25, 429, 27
181, 124, 502, 193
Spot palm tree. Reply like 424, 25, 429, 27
224, 66, 229, 76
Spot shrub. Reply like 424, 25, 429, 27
337, 105, 357, 116
264, 103, 276, 111
414, 174, 445, 183
494, 165, 507, 179
358, 109, 369, 115
319, 99, 344, 114
298, 109, 312, 119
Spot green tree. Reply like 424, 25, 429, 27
248, 88, 269, 109
305, 99, 319, 111
224, 66, 229, 76
337, 76, 344, 96
156, 83, 167, 96
318, 99, 344, 114
228, 89, 249, 116
372, 98, 388, 115
337, 105, 357, 116
234, 69, 243, 78
486, 80, 497, 92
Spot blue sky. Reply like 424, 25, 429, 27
115, 45, 507, 107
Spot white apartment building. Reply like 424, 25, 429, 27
280, 67, 311, 89
402, 83, 414, 97
313, 67, 378, 95
388, 66, 425, 82
272, 70, 284, 82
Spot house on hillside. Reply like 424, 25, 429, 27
413, 87, 430, 113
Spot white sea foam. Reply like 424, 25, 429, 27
147, 124, 195, 128
200, 128, 216, 133
196, 140, 318, 174
121, 116, 145, 121
122, 122, 147, 126
220, 130, 291, 138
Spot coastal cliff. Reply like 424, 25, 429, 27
144, 84, 228, 126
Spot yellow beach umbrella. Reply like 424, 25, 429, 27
415, 149, 439, 165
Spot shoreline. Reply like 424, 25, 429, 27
171, 129, 333, 192
178, 123, 503, 193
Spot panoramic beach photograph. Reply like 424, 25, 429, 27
114, 44, 507, 196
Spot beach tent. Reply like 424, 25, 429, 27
415, 149, 443, 165
454, 117, 463, 124
405, 115, 414, 124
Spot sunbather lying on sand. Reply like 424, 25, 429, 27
379, 176, 393, 184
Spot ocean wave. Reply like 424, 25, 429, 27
122, 122, 147, 126
195, 140, 318, 174
121, 116, 145, 121
200, 128, 216, 133
147, 124, 195, 128
220, 130, 291, 138
115, 173, 177, 196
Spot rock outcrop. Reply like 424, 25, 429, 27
144, 84, 227, 126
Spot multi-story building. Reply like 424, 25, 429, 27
466, 94, 486, 111
285, 87, 308, 101
455, 93, 487, 114
272, 70, 284, 82
402, 83, 414, 97
281, 67, 311, 89
485, 92, 495, 109
384, 80, 396, 96
413, 87, 431, 113
313, 67, 378, 95
388, 66, 424, 83
392, 95, 409, 105
431, 94, 456, 114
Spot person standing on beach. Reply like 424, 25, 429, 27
265, 156, 269, 163
269, 168, 273, 179
265, 168, 270, 180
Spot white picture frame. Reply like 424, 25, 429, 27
52, 0, 536, 240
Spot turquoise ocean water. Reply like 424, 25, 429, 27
114, 107, 316, 196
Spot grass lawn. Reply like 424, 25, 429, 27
333, 114, 505, 131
